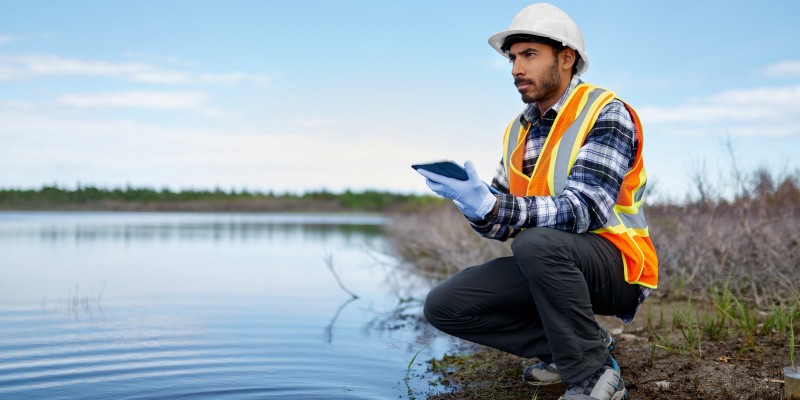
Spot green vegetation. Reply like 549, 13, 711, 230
428, 350, 544, 400
646, 285, 800, 358
0, 185, 440, 213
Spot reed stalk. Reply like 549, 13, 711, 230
791, 309, 796, 369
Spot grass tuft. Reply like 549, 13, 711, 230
405, 343, 430, 380
791, 308, 796, 369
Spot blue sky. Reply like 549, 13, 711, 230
1, 1, 799, 200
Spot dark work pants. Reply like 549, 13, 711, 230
423, 227, 640, 384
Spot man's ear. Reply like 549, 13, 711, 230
560, 47, 576, 71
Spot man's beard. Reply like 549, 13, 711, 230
515, 59, 561, 104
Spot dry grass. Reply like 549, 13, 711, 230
650, 167, 800, 306
385, 201, 510, 281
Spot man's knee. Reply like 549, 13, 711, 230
423, 284, 450, 329
511, 228, 569, 277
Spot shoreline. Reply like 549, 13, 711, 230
0, 187, 439, 214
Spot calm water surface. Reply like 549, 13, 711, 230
0, 212, 452, 399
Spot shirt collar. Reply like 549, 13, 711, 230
522, 75, 583, 123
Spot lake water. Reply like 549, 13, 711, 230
0, 212, 452, 399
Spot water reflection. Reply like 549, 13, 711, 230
0, 212, 384, 244
323, 297, 358, 344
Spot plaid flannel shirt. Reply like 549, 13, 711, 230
468, 76, 650, 322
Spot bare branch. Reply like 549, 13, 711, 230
324, 253, 359, 299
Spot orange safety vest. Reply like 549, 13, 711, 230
501, 83, 658, 288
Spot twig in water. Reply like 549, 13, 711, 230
325, 253, 359, 299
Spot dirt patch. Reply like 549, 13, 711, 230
615, 333, 786, 399
424, 303, 791, 400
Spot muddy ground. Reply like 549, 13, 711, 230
421, 301, 792, 399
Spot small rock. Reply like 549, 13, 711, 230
618, 333, 640, 342
655, 381, 671, 390
610, 327, 624, 335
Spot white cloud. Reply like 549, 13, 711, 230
637, 84, 800, 137
200, 72, 271, 84
764, 60, 800, 77
0, 35, 17, 45
0, 100, 33, 109
121, 51, 197, 68
56, 91, 210, 110
656, 124, 800, 138
0, 53, 271, 85
0, 54, 191, 83
0, 108, 439, 192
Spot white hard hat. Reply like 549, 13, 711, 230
488, 3, 589, 75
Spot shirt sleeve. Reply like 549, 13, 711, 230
485, 99, 637, 234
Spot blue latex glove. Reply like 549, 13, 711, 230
416, 160, 497, 220
453, 199, 485, 220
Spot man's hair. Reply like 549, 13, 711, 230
501, 34, 579, 76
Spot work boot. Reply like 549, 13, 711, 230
522, 327, 615, 386
558, 356, 627, 400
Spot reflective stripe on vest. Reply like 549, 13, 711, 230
504, 116, 524, 177
550, 87, 615, 196
501, 83, 658, 288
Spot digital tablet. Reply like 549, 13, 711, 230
412, 160, 501, 194
411, 160, 469, 181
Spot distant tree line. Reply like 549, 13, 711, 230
0, 185, 440, 212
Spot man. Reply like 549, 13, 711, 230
414, 3, 658, 400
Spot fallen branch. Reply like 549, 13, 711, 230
325, 253, 359, 299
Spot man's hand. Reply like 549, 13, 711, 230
416, 160, 497, 220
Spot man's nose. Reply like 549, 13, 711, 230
511, 59, 523, 77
